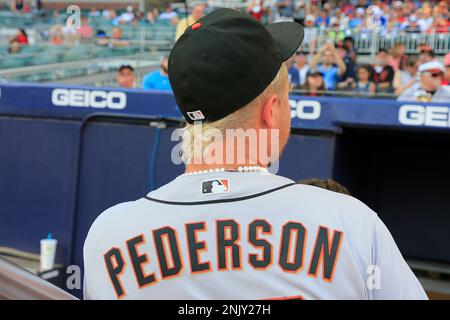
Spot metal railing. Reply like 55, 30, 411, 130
0, 50, 162, 83
291, 88, 397, 100
0, 24, 176, 46
44, 63, 159, 87
301, 29, 450, 56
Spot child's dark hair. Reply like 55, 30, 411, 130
356, 64, 373, 78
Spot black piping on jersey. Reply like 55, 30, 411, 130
144, 183, 297, 206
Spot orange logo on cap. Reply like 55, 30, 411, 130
192, 22, 202, 30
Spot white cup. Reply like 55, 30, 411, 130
40, 238, 58, 272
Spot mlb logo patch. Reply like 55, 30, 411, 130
187, 110, 205, 121
202, 179, 230, 195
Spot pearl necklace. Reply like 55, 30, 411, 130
182, 166, 269, 176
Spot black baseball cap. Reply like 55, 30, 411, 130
307, 69, 324, 77
118, 64, 135, 72
168, 8, 304, 124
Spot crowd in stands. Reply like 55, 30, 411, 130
2, 1, 450, 101
113, 57, 172, 91
249, 0, 449, 35
4, 3, 185, 52
288, 39, 450, 102
9, 0, 43, 15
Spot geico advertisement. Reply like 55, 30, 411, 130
399, 105, 450, 128
52, 89, 127, 110
290, 99, 321, 120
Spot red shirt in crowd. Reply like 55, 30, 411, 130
15, 34, 28, 44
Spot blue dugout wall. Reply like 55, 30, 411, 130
1, 82, 450, 296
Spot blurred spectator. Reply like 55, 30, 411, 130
77, 17, 93, 41
388, 43, 407, 71
274, 0, 295, 21
130, 15, 140, 27
350, 64, 376, 96
418, 48, 436, 65
342, 36, 357, 64
111, 27, 129, 47
159, 5, 178, 21
302, 14, 318, 44
95, 28, 128, 47
416, 9, 433, 32
432, 15, 449, 33
402, 15, 421, 33
348, 7, 365, 30
8, 39, 21, 54
371, 49, 395, 93
393, 56, 418, 91
49, 24, 64, 45
247, 0, 265, 22
422, 1, 433, 17
398, 61, 450, 102
142, 57, 172, 91
417, 42, 431, 53
134, 10, 145, 21
329, 8, 348, 30
29, 0, 44, 14
434, 1, 449, 16
102, 9, 117, 20
292, 0, 307, 24
335, 44, 356, 84
256, 0, 445, 36
115, 6, 135, 25
288, 51, 309, 88
175, 4, 205, 40
145, 11, 156, 24
10, 0, 26, 13
443, 53, 450, 85
301, 70, 326, 96
12, 29, 28, 45
88, 7, 101, 18
310, 43, 346, 90
152, 8, 160, 19
95, 29, 108, 46
315, 10, 330, 28
116, 65, 136, 89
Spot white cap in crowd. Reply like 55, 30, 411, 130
418, 61, 445, 73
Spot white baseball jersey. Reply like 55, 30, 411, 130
83, 172, 427, 300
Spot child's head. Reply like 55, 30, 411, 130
306, 70, 325, 90
357, 64, 372, 81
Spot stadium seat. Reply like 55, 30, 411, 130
112, 46, 137, 56
20, 45, 44, 54
94, 47, 115, 58
61, 46, 90, 62
32, 53, 61, 66
0, 57, 29, 69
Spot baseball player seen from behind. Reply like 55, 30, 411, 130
83, 8, 427, 300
